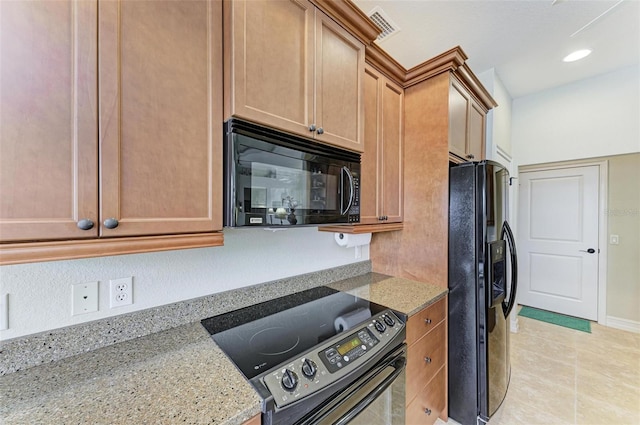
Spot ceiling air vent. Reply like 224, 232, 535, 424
367, 6, 401, 41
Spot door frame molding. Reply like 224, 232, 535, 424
518, 159, 608, 325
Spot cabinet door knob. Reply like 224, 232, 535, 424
466, 154, 475, 159
309, 124, 316, 132
424, 356, 432, 364
424, 318, 432, 324
103, 218, 119, 229
77, 219, 94, 230
316, 127, 324, 135
424, 408, 432, 415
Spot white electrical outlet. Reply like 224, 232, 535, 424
610, 234, 619, 245
72, 282, 99, 316
110, 277, 133, 308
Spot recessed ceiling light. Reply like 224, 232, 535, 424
563, 49, 592, 62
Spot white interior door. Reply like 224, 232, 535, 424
518, 165, 600, 320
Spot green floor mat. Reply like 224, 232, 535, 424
518, 306, 591, 333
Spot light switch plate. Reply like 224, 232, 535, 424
72, 282, 99, 316
0, 293, 8, 330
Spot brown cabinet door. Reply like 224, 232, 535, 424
360, 65, 403, 225
468, 99, 486, 161
359, 66, 382, 224
448, 77, 469, 160
99, 0, 222, 237
449, 76, 486, 161
314, 11, 364, 152
406, 323, 446, 403
225, 0, 314, 137
0, 0, 98, 242
406, 366, 447, 425
380, 78, 403, 223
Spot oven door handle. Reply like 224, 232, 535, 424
297, 349, 406, 425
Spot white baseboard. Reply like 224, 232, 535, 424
606, 316, 640, 333
510, 316, 519, 333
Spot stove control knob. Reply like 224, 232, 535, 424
374, 320, 386, 333
301, 359, 317, 379
383, 314, 395, 327
281, 369, 298, 391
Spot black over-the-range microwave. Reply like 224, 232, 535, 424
224, 119, 360, 227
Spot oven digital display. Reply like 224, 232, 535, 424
337, 336, 362, 356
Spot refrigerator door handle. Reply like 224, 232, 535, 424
501, 221, 518, 318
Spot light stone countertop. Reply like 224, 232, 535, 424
0, 323, 262, 425
328, 272, 448, 317
0, 272, 446, 425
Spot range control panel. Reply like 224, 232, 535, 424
261, 310, 404, 408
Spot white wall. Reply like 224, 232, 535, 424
606, 153, 640, 325
478, 68, 513, 168
512, 64, 640, 165
511, 65, 640, 326
0, 227, 369, 340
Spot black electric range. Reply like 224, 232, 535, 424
201, 285, 407, 424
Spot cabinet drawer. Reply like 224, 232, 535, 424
406, 321, 446, 404
407, 297, 446, 345
242, 414, 260, 425
406, 365, 446, 425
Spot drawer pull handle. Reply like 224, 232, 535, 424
424, 318, 432, 324
425, 408, 432, 415
424, 356, 432, 364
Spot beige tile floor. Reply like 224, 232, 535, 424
437, 313, 640, 425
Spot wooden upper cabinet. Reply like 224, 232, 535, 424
1, 0, 224, 262
224, 0, 314, 137
98, 0, 222, 237
360, 67, 381, 224
468, 99, 486, 161
0, 0, 98, 242
448, 75, 486, 162
314, 12, 364, 152
360, 65, 403, 225
225, 0, 365, 152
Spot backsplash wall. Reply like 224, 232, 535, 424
0, 227, 369, 340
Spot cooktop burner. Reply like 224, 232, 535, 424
201, 286, 390, 380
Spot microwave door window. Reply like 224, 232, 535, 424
233, 133, 350, 226
248, 162, 308, 225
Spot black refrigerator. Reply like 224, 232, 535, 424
448, 160, 518, 425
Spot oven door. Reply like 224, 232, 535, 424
296, 345, 406, 425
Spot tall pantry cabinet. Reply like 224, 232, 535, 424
0, 0, 224, 264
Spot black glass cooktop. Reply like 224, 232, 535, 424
201, 286, 389, 380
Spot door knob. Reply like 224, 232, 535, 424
579, 248, 596, 254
